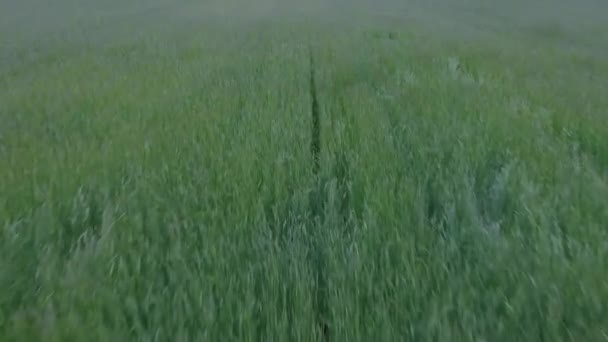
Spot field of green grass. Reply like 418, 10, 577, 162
1, 0, 608, 340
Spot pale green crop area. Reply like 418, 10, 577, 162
1, 1, 608, 340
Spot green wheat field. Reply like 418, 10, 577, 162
1, 0, 608, 340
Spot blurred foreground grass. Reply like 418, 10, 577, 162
1, 2, 607, 340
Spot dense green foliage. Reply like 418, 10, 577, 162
1, 2, 607, 340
